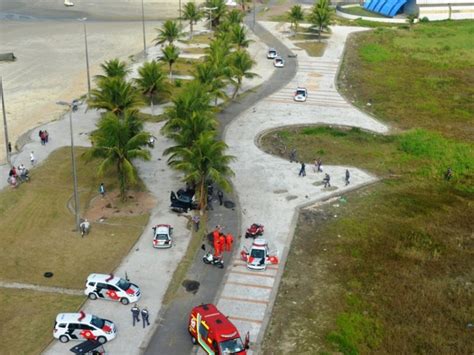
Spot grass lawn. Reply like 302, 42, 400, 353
172, 57, 201, 76
294, 41, 327, 57
0, 147, 149, 289
0, 288, 84, 354
136, 111, 168, 123
182, 47, 206, 55
339, 5, 387, 18
261, 20, 474, 354
185, 33, 214, 45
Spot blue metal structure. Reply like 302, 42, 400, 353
363, 0, 407, 16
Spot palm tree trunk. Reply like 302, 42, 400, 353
199, 179, 206, 211
150, 94, 154, 115
190, 21, 194, 39
118, 161, 127, 201
169, 64, 173, 81
232, 81, 241, 99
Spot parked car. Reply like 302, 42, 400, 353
152, 224, 173, 248
240, 239, 279, 271
267, 48, 277, 59
274, 56, 285, 68
53, 312, 116, 344
84, 273, 141, 305
294, 87, 308, 102
170, 190, 197, 213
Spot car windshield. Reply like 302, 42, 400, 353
219, 338, 245, 353
155, 234, 169, 240
250, 248, 265, 259
116, 278, 131, 291
296, 89, 306, 96
90, 316, 105, 329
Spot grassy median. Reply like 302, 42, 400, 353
262, 20, 473, 354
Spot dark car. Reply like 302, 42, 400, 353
170, 190, 197, 213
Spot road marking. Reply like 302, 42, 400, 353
221, 296, 270, 305
232, 261, 279, 270
227, 281, 273, 290
229, 270, 276, 279
228, 315, 263, 324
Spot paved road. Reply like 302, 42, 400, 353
142, 12, 298, 355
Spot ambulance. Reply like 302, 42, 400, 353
188, 304, 249, 355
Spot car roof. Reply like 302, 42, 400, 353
87, 273, 120, 284
56, 313, 93, 324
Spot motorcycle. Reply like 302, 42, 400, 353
245, 223, 264, 239
202, 252, 224, 269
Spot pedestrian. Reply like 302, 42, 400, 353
99, 183, 105, 197
299, 162, 306, 177
40, 131, 45, 145
345, 169, 350, 186
207, 194, 213, 211
217, 190, 224, 206
317, 158, 323, 172
141, 307, 150, 328
38, 130, 43, 141
30, 151, 36, 165
289, 149, 297, 163
323, 173, 331, 188
131, 304, 141, 326
218, 234, 226, 255
8, 142, 12, 153
192, 215, 200, 232
225, 233, 234, 252
213, 227, 221, 255
444, 167, 453, 181
44, 130, 49, 143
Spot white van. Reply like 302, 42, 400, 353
84, 273, 141, 305
53, 312, 116, 344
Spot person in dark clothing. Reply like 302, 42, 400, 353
317, 158, 323, 172
131, 304, 140, 326
345, 169, 350, 186
444, 167, 453, 181
298, 162, 306, 177
289, 149, 297, 163
217, 190, 224, 205
323, 173, 331, 188
8, 142, 12, 153
141, 308, 150, 328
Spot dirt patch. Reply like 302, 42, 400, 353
84, 191, 156, 222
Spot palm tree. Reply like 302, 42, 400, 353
229, 50, 258, 99
194, 62, 228, 105
167, 131, 235, 210
181, 2, 202, 39
154, 20, 184, 46
160, 44, 180, 80
226, 8, 244, 24
288, 5, 304, 35
163, 80, 214, 135
95, 58, 130, 83
230, 24, 253, 49
308, 0, 331, 41
84, 111, 151, 200
205, 0, 227, 28
135, 60, 169, 113
88, 77, 144, 116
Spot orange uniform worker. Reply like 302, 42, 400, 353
217, 234, 226, 255
225, 234, 234, 252
213, 228, 221, 257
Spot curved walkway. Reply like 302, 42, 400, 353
215, 23, 389, 351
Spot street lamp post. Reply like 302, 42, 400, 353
0, 77, 11, 165
178, 0, 182, 26
141, 0, 147, 54
78, 18, 91, 97
203, 7, 218, 32
57, 101, 81, 232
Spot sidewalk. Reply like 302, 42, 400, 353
214, 23, 389, 351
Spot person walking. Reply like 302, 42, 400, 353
345, 169, 350, 186
131, 304, 141, 326
317, 158, 323, 172
225, 233, 234, 252
192, 215, 200, 232
30, 151, 36, 165
299, 162, 306, 177
141, 307, 150, 328
99, 183, 106, 197
323, 173, 331, 188
289, 149, 297, 163
217, 190, 224, 206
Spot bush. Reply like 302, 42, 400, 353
419, 16, 429, 23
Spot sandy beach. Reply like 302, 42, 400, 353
0, 0, 187, 163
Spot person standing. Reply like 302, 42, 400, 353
192, 215, 200, 232
30, 151, 36, 165
217, 190, 224, 206
225, 234, 234, 252
218, 234, 226, 256
345, 169, 350, 186
141, 307, 150, 328
317, 158, 323, 172
289, 149, 297, 163
44, 130, 49, 143
323, 173, 331, 188
131, 304, 141, 326
99, 183, 106, 197
299, 162, 306, 177
8, 142, 12, 153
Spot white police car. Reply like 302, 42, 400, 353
274, 56, 285, 68
84, 273, 141, 305
54, 312, 116, 344
267, 48, 277, 59
152, 224, 173, 248
294, 87, 308, 102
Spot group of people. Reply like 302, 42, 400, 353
7, 164, 29, 187
212, 225, 234, 257
39, 130, 49, 145
131, 304, 150, 328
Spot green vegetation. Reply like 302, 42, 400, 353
0, 289, 84, 354
294, 41, 327, 57
0, 147, 148, 288
338, 5, 386, 18
339, 20, 474, 142
262, 20, 473, 354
